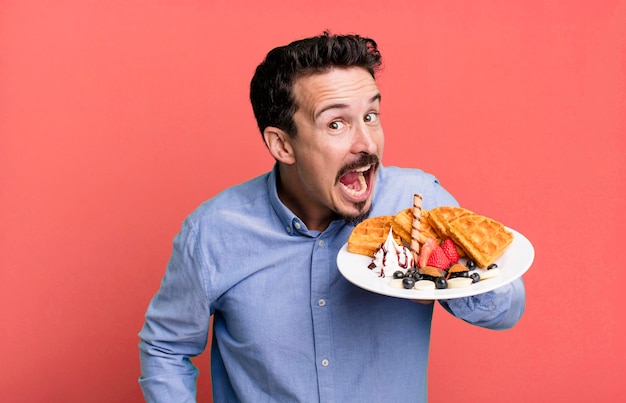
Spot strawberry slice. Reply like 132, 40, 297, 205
440, 238, 460, 264
426, 246, 452, 270
418, 238, 438, 268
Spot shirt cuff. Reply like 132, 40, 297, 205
440, 278, 525, 330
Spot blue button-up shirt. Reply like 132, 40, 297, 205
139, 164, 525, 402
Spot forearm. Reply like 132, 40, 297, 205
440, 277, 526, 330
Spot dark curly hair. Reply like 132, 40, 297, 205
250, 32, 383, 138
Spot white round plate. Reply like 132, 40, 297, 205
337, 228, 534, 300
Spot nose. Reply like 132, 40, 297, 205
352, 123, 380, 155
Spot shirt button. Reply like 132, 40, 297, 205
321, 359, 329, 367
286, 226, 292, 233
318, 240, 325, 247
294, 222, 301, 230
318, 299, 326, 307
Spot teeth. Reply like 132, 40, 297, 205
342, 171, 367, 197
354, 165, 370, 173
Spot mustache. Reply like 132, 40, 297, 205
336, 154, 380, 182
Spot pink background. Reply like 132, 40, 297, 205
1, 1, 625, 401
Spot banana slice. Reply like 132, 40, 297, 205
446, 277, 473, 288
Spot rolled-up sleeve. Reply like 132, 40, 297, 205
138, 218, 211, 402
440, 277, 526, 330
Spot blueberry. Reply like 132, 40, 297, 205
470, 273, 480, 283
393, 270, 405, 279
435, 277, 447, 289
402, 277, 415, 289
465, 260, 477, 270
487, 263, 498, 270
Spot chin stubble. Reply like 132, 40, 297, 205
341, 202, 371, 227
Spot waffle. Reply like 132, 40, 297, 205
347, 215, 402, 256
392, 208, 413, 245
428, 206, 475, 239
392, 208, 441, 246
447, 214, 513, 268
419, 210, 443, 245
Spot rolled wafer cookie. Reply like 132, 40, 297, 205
410, 193, 423, 260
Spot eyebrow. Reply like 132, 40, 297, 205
314, 93, 382, 120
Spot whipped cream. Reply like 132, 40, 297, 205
368, 228, 415, 277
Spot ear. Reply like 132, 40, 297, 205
263, 126, 296, 164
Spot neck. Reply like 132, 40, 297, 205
276, 164, 336, 232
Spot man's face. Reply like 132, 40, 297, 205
287, 67, 384, 226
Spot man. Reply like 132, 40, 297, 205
138, 32, 526, 402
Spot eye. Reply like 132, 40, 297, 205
328, 120, 347, 131
364, 112, 379, 123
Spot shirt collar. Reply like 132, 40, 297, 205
267, 163, 312, 237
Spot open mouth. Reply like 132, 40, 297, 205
338, 164, 375, 199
